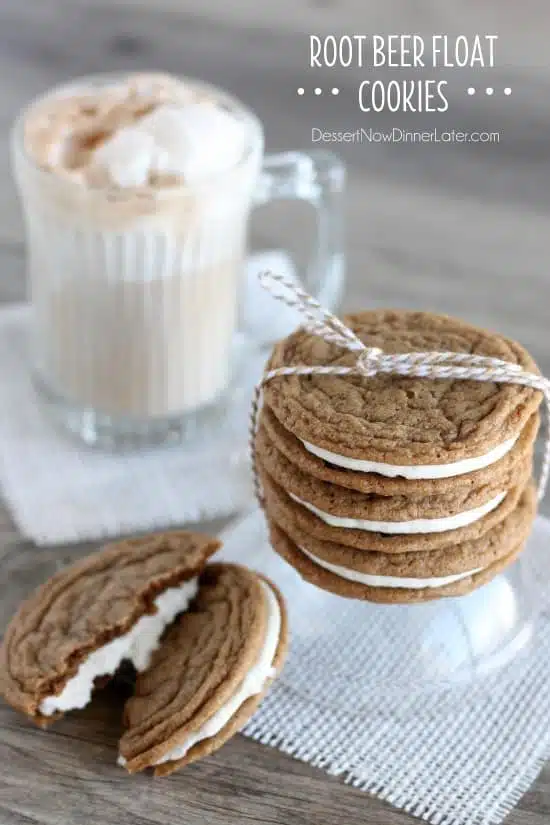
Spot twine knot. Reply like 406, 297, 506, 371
356, 347, 384, 378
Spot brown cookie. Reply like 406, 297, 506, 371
258, 462, 528, 553
118, 563, 288, 775
256, 417, 534, 523
263, 310, 542, 467
267, 519, 527, 603
0, 530, 220, 727
264, 477, 536, 578
260, 404, 539, 497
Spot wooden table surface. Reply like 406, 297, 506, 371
1, 2, 549, 823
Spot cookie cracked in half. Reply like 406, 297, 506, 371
0, 530, 220, 727
118, 563, 288, 775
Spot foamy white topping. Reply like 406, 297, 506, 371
289, 491, 507, 534
122, 580, 280, 767
93, 102, 246, 187
301, 434, 519, 480
40, 579, 198, 716
299, 546, 483, 590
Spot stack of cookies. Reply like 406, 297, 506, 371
255, 310, 542, 603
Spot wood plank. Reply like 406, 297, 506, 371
0, 702, 412, 825
0, 1, 549, 823
2, 0, 550, 69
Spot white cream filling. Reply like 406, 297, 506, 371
299, 545, 483, 589
40, 579, 198, 716
145, 580, 280, 767
289, 491, 506, 534
302, 434, 519, 480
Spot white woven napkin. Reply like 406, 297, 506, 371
220, 508, 550, 825
0, 251, 302, 546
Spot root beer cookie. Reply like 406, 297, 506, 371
118, 563, 288, 776
266, 519, 529, 604
265, 477, 536, 582
263, 310, 542, 474
256, 418, 534, 526
260, 405, 539, 497
0, 530, 220, 727
258, 462, 527, 553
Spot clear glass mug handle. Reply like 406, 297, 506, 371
252, 150, 346, 313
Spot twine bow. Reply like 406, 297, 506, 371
250, 271, 550, 504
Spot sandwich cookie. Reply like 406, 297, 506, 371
263, 476, 536, 602
262, 310, 542, 474
268, 520, 527, 603
260, 404, 539, 498
256, 420, 534, 532
118, 563, 288, 775
0, 530, 220, 727
257, 462, 528, 553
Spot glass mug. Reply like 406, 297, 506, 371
12, 73, 345, 449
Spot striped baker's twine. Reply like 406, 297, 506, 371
250, 271, 550, 504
